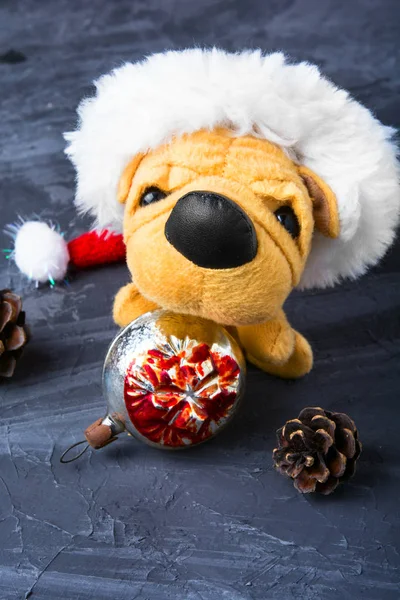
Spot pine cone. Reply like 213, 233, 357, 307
273, 407, 361, 495
0, 290, 29, 378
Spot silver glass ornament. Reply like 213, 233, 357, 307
61, 310, 246, 462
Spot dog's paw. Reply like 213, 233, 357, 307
236, 315, 295, 367
113, 283, 158, 327
249, 330, 313, 379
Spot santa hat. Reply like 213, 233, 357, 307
8, 221, 124, 285
11, 49, 400, 288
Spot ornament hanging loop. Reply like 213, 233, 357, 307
60, 414, 124, 465
60, 440, 90, 463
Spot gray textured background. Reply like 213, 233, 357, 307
1, 1, 400, 598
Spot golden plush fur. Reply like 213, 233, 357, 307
114, 129, 339, 378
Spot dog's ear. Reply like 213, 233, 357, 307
297, 165, 340, 239
117, 154, 145, 205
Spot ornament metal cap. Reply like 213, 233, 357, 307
84, 414, 125, 449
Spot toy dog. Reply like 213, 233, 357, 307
65, 49, 400, 378
16, 49, 400, 379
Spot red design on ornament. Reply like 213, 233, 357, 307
124, 341, 240, 447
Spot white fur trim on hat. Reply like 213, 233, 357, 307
64, 48, 400, 289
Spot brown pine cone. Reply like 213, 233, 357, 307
273, 407, 361, 495
0, 290, 29, 378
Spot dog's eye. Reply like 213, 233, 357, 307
274, 206, 300, 238
140, 187, 167, 207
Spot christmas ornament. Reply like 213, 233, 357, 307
5, 219, 125, 286
0, 289, 29, 378
60, 310, 245, 462
273, 407, 361, 495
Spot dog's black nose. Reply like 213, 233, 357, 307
165, 191, 257, 269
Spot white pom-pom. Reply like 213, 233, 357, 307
13, 221, 70, 284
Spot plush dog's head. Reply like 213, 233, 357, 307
65, 49, 400, 325
119, 129, 339, 326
